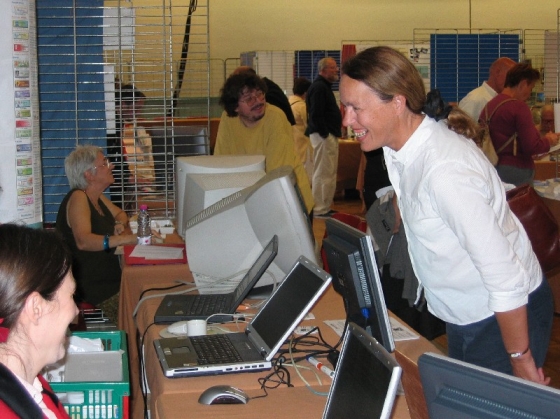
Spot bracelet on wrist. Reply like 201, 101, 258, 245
103, 234, 111, 252
509, 346, 530, 359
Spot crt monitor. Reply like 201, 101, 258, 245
175, 155, 266, 239
184, 165, 316, 292
148, 125, 210, 189
419, 352, 560, 419
322, 218, 395, 353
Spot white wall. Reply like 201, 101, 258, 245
209, 0, 558, 59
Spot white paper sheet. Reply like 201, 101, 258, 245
129, 245, 184, 260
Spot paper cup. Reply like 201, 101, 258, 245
187, 319, 207, 336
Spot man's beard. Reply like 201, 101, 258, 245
240, 104, 266, 124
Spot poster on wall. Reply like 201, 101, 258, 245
0, 0, 42, 226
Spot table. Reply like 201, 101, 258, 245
118, 259, 440, 419
118, 262, 190, 418
154, 385, 410, 419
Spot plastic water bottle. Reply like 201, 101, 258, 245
137, 204, 152, 245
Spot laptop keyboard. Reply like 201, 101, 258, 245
187, 294, 229, 316
191, 334, 244, 364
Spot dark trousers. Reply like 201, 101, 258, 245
446, 277, 554, 375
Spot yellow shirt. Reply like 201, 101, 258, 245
215, 104, 314, 213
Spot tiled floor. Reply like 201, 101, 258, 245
316, 195, 560, 389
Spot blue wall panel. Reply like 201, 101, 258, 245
37, 0, 106, 223
430, 34, 520, 103
295, 50, 341, 91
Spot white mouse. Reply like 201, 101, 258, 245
198, 385, 249, 405
166, 320, 189, 336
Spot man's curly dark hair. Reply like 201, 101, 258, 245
219, 73, 267, 117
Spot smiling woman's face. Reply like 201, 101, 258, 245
340, 75, 399, 152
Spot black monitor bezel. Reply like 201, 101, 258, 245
323, 218, 395, 353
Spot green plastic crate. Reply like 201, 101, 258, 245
50, 330, 130, 419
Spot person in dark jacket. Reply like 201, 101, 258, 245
306, 57, 342, 218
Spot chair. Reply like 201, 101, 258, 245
320, 212, 368, 273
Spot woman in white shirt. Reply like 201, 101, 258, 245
339, 46, 553, 385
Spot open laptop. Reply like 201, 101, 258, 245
154, 236, 278, 324
153, 255, 332, 378
322, 322, 402, 419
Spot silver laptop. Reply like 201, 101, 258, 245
323, 322, 402, 419
154, 255, 332, 378
154, 236, 278, 324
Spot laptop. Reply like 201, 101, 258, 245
322, 322, 402, 419
154, 236, 278, 324
153, 255, 332, 378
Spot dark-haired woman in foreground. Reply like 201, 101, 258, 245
0, 223, 78, 418
339, 46, 553, 384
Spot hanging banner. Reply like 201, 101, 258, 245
0, 0, 42, 227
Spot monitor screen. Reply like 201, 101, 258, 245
419, 352, 560, 419
184, 165, 316, 292
322, 218, 395, 352
323, 322, 402, 419
175, 155, 265, 238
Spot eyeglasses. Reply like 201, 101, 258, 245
239, 90, 265, 106
92, 157, 112, 170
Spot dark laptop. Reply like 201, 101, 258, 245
154, 236, 278, 324
323, 322, 402, 419
153, 255, 332, 378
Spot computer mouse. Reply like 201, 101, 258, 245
198, 385, 250, 405
166, 320, 189, 336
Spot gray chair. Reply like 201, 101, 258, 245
148, 125, 210, 190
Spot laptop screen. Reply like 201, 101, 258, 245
323, 322, 401, 419
231, 235, 278, 303
247, 256, 331, 359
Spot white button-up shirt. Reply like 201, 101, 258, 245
384, 116, 542, 325
458, 81, 497, 122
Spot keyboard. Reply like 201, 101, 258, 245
186, 294, 230, 316
191, 334, 243, 364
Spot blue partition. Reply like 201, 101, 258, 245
295, 50, 341, 91
37, 0, 106, 224
430, 34, 520, 103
